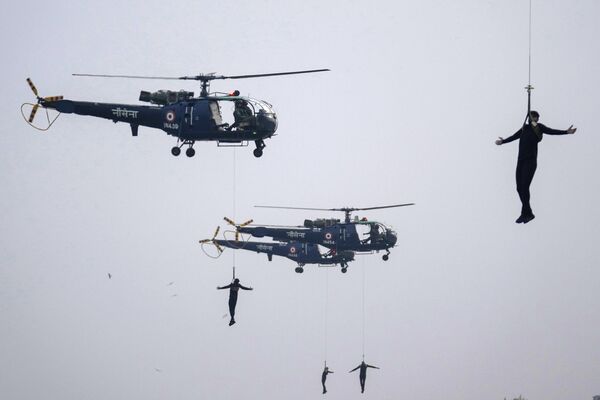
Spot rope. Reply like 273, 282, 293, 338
323, 267, 329, 364
523, 0, 534, 126
361, 257, 366, 360
232, 148, 237, 279
528, 0, 532, 87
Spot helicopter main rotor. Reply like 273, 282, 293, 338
73, 69, 330, 97
255, 203, 415, 223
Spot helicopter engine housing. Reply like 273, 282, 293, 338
139, 90, 194, 105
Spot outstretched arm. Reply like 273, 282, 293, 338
217, 284, 232, 290
496, 128, 522, 145
239, 284, 253, 290
349, 365, 360, 373
366, 364, 380, 369
540, 123, 577, 135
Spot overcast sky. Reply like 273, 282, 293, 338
1, 1, 599, 399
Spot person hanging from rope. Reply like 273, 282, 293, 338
349, 360, 379, 393
321, 364, 334, 394
217, 278, 253, 326
495, 110, 576, 223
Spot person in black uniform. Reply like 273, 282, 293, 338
321, 364, 334, 394
217, 278, 253, 326
349, 360, 379, 393
232, 99, 254, 130
496, 111, 576, 223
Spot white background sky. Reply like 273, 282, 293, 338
1, 1, 599, 399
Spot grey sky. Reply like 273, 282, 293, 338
1, 0, 599, 399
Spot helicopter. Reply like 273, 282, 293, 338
199, 221, 355, 273
21, 69, 329, 158
229, 204, 414, 261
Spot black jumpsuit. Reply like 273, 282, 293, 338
218, 281, 252, 325
321, 367, 333, 394
502, 123, 569, 217
349, 361, 379, 393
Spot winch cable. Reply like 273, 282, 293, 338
361, 256, 366, 360
522, 0, 534, 127
232, 148, 237, 280
323, 267, 330, 367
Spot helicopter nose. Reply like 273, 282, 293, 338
386, 230, 397, 247
257, 111, 277, 133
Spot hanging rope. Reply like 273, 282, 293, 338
528, 0, 532, 87
323, 267, 329, 365
523, 0, 534, 126
232, 148, 237, 281
361, 257, 366, 360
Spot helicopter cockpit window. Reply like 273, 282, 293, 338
233, 99, 255, 129
217, 97, 275, 131
369, 223, 381, 240
359, 222, 385, 244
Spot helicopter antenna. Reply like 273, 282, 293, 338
255, 203, 415, 223
73, 69, 330, 97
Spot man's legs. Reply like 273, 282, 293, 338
516, 158, 537, 220
228, 295, 237, 325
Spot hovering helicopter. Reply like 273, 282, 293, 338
199, 220, 355, 273
21, 69, 329, 158
232, 204, 414, 261
200, 204, 413, 273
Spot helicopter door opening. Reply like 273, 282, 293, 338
355, 224, 371, 242
208, 101, 224, 129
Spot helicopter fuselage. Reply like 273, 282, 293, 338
42, 95, 278, 155
237, 221, 397, 253
214, 239, 354, 272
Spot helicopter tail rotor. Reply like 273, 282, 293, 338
199, 226, 224, 257
223, 217, 253, 241
22, 78, 64, 130
26, 78, 39, 97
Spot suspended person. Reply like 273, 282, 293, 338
321, 364, 334, 394
495, 111, 576, 223
217, 278, 253, 326
349, 360, 379, 393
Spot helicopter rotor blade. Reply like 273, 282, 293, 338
28, 104, 39, 123
72, 69, 330, 82
255, 203, 415, 213
199, 226, 225, 254
235, 231, 240, 242
221, 69, 330, 80
337, 203, 416, 212
43, 96, 64, 102
72, 73, 182, 80
238, 219, 254, 227
223, 217, 235, 226
255, 205, 336, 212
26, 78, 39, 96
